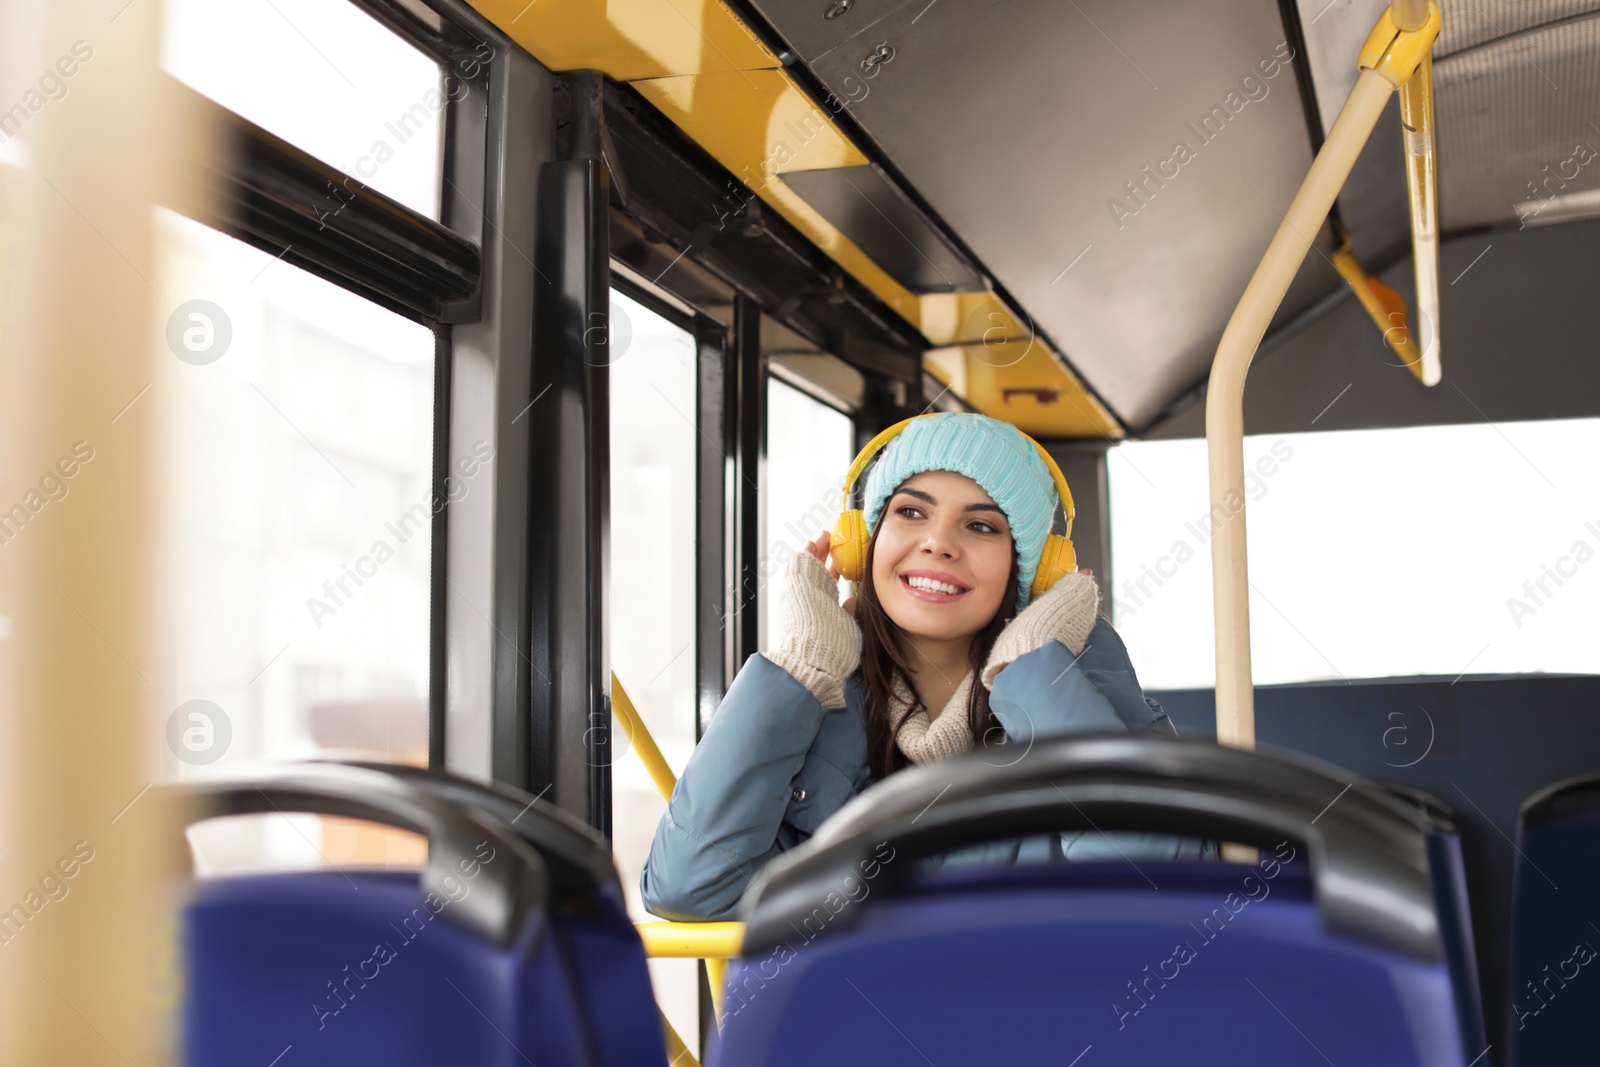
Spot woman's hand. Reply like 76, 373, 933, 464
804, 531, 857, 619
980, 570, 1100, 689
765, 536, 863, 709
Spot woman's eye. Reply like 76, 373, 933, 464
969, 521, 1000, 535
895, 505, 924, 519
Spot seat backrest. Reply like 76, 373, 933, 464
1508, 776, 1600, 1066
186, 869, 592, 1066
176, 763, 664, 1067
1382, 782, 1489, 1057
339, 762, 666, 1067
711, 734, 1467, 1067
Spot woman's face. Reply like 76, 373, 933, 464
870, 470, 1014, 643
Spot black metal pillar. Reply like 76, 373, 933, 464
728, 294, 765, 675
526, 70, 612, 833
695, 318, 731, 738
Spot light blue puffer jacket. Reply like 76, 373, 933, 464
640, 616, 1208, 921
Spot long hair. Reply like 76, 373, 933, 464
858, 520, 1022, 781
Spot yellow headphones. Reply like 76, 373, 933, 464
829, 415, 1077, 603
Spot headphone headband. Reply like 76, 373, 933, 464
840, 414, 1075, 530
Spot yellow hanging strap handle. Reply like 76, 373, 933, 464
1398, 51, 1441, 385
1330, 231, 1424, 381
1361, 2, 1443, 385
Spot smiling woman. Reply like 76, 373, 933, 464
641, 412, 1206, 923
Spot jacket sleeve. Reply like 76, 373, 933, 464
639, 654, 831, 921
987, 635, 1124, 741
988, 622, 1211, 862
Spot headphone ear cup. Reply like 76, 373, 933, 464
830, 511, 870, 582
1029, 535, 1078, 602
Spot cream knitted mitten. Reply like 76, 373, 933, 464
764, 550, 862, 709
980, 572, 1100, 690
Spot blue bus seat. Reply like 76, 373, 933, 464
710, 734, 1469, 1067
186, 868, 592, 1066
176, 763, 666, 1067
1381, 783, 1489, 1059
339, 761, 667, 1067
1507, 775, 1600, 1066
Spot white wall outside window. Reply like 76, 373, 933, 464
1108, 419, 1600, 689
606, 288, 701, 1056
162, 0, 444, 218
158, 209, 438, 872
760, 378, 855, 654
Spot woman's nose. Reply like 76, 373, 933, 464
920, 521, 960, 558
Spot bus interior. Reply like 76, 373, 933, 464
2, 0, 1598, 1063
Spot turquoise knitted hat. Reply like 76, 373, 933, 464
863, 413, 1058, 612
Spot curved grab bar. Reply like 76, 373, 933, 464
739, 735, 1440, 963
338, 761, 619, 909
1207, 3, 1441, 750
173, 762, 548, 947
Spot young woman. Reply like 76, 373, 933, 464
641, 413, 1203, 921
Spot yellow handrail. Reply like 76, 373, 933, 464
636, 921, 744, 1023
611, 671, 680, 801
635, 921, 747, 959
612, 674, 744, 1026
660, 1008, 700, 1067
1206, 3, 1441, 753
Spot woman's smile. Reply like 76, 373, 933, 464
899, 569, 972, 602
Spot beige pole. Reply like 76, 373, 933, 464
1, 0, 195, 1062
1206, 70, 1397, 752
1390, 0, 1432, 32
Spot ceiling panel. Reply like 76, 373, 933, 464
749, 0, 1340, 428
1300, 0, 1600, 259
1435, 11, 1600, 229
1435, 0, 1600, 56
779, 164, 987, 292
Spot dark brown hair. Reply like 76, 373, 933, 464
858, 519, 1021, 781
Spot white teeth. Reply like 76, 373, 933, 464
906, 575, 963, 595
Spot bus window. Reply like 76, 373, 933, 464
161, 0, 444, 218
1109, 419, 1600, 686
606, 288, 700, 1056
160, 208, 435, 871
761, 378, 854, 653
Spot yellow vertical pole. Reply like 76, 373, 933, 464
0, 1, 193, 1063
705, 956, 728, 1021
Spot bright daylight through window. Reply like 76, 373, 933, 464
761, 377, 855, 653
161, 0, 445, 218
606, 288, 701, 1057
1109, 419, 1600, 689
159, 209, 438, 872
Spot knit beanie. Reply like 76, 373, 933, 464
862, 413, 1059, 612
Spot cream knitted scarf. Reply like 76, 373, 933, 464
887, 572, 1100, 765
891, 670, 977, 765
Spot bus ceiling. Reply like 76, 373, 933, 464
464, 0, 1600, 440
